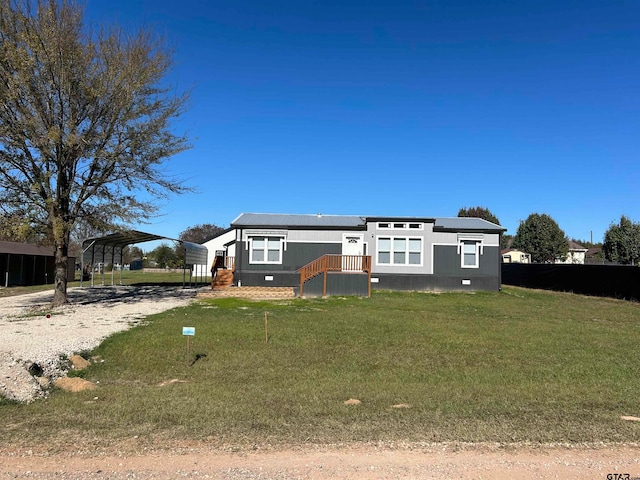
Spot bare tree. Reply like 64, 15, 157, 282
0, 0, 191, 305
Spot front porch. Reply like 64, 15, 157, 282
211, 254, 372, 298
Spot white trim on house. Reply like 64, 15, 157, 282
247, 235, 287, 265
375, 235, 424, 267
377, 222, 424, 231
458, 238, 483, 269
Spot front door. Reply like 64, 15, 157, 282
342, 234, 364, 271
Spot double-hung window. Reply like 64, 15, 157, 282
377, 237, 422, 266
459, 239, 483, 268
249, 236, 283, 264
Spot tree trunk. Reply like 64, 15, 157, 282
53, 240, 69, 307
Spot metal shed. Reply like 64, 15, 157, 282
81, 230, 208, 287
0, 240, 75, 287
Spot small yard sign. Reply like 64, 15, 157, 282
182, 327, 195, 365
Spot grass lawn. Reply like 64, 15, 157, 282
1, 287, 640, 448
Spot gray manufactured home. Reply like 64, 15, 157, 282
225, 213, 505, 296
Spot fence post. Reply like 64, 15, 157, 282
299, 270, 304, 297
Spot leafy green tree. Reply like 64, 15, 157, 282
0, 212, 44, 243
123, 246, 144, 264
178, 223, 225, 244
458, 206, 509, 249
512, 213, 569, 263
500, 234, 513, 251
148, 243, 180, 269
0, 0, 191, 305
602, 216, 640, 265
457, 206, 501, 225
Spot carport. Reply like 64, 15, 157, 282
81, 230, 209, 288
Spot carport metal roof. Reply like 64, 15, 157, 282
82, 230, 208, 266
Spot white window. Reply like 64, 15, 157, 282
408, 238, 421, 264
377, 222, 423, 230
459, 239, 483, 268
378, 237, 391, 264
377, 237, 422, 266
249, 236, 283, 264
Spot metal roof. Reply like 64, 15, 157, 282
0, 240, 54, 256
434, 217, 506, 232
83, 230, 166, 249
232, 213, 366, 229
366, 216, 436, 223
82, 230, 208, 265
231, 213, 505, 233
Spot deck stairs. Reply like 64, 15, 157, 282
211, 269, 234, 289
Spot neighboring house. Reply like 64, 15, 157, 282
584, 247, 614, 265
556, 241, 588, 264
501, 249, 531, 263
0, 240, 75, 286
225, 213, 505, 295
128, 258, 143, 270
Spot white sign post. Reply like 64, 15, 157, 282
182, 327, 195, 365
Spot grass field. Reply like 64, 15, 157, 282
1, 286, 640, 448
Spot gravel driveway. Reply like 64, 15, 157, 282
0, 285, 198, 402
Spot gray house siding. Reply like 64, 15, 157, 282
367, 220, 433, 275
370, 273, 500, 291
303, 272, 369, 297
234, 239, 341, 287
238, 241, 341, 272
433, 245, 500, 276
370, 245, 501, 292
230, 213, 505, 293
432, 244, 501, 291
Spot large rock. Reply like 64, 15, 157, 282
53, 377, 97, 392
69, 354, 91, 370
0, 353, 45, 403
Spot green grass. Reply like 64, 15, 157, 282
2, 287, 640, 449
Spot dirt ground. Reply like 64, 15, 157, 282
1, 442, 639, 479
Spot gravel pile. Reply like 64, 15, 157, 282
0, 285, 199, 402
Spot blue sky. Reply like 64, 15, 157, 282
85, 0, 640, 245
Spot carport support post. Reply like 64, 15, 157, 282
110, 246, 116, 286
